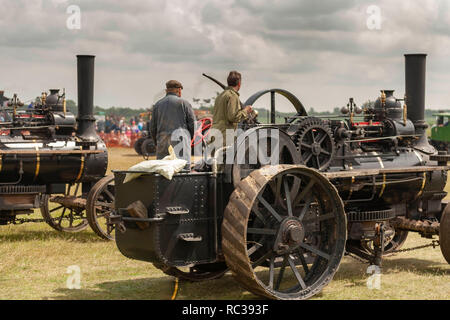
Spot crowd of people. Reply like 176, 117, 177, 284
97, 115, 149, 148
101, 115, 148, 134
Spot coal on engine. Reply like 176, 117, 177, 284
0, 55, 115, 240
111, 53, 450, 300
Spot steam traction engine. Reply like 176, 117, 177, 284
112, 54, 450, 299
0, 56, 115, 240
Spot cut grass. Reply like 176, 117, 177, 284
0, 147, 449, 300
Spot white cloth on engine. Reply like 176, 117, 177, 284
123, 146, 187, 183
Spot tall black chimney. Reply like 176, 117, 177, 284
405, 54, 427, 130
77, 55, 99, 144
405, 54, 434, 153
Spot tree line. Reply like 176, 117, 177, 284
66, 99, 448, 125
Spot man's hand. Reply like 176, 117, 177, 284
244, 105, 253, 114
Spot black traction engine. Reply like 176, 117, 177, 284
0, 56, 115, 240
111, 53, 450, 300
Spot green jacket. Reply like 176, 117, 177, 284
211, 87, 248, 139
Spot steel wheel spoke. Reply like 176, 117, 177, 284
248, 228, 277, 236
297, 249, 310, 274
274, 255, 288, 290
247, 243, 263, 256
49, 205, 64, 213
298, 194, 313, 221
284, 179, 293, 217
303, 152, 313, 164
294, 180, 315, 207
252, 250, 274, 268
310, 130, 316, 143
58, 208, 67, 226
300, 243, 331, 260
288, 256, 306, 290
303, 212, 335, 224
315, 155, 321, 168
104, 190, 114, 201
69, 210, 74, 227
318, 131, 328, 144
268, 256, 275, 289
252, 207, 267, 225
301, 143, 312, 149
269, 177, 282, 204
258, 195, 283, 222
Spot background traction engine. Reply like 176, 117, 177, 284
0, 56, 116, 240
112, 53, 450, 300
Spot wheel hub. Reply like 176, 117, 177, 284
275, 218, 305, 253
311, 142, 322, 156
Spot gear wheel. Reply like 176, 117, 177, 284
294, 117, 336, 171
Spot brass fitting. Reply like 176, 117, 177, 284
381, 90, 386, 108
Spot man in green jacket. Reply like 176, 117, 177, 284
211, 71, 253, 146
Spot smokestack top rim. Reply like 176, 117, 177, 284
76, 55, 96, 59
404, 53, 427, 57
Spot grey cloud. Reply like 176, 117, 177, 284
0, 0, 449, 111
202, 2, 223, 24
236, 0, 359, 17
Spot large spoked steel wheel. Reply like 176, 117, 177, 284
153, 261, 228, 282
40, 183, 89, 233
86, 175, 116, 241
222, 165, 347, 300
440, 203, 450, 264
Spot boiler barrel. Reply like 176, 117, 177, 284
0, 145, 107, 185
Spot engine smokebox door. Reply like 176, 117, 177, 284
114, 172, 217, 267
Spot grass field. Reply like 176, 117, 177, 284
0, 148, 449, 300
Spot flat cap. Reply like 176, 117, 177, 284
166, 80, 183, 89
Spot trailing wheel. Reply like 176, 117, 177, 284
40, 183, 89, 233
222, 165, 347, 300
440, 203, 450, 264
86, 175, 116, 240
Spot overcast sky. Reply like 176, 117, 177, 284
1, 0, 449, 112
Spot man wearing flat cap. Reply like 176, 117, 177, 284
150, 80, 196, 163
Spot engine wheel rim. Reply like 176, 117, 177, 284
439, 203, 450, 264
223, 165, 347, 300
87, 175, 116, 241
40, 183, 89, 233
